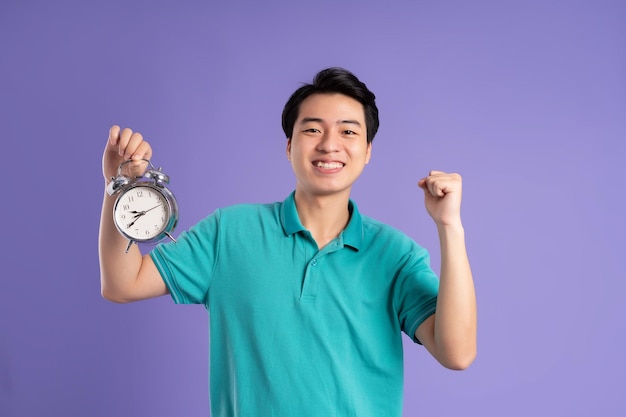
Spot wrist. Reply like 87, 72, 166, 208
436, 221, 465, 241
435, 218, 464, 231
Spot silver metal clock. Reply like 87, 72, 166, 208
106, 159, 179, 253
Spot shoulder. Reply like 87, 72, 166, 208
361, 215, 419, 247
359, 214, 431, 262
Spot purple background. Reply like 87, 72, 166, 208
1, 0, 624, 416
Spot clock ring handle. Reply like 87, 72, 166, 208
116, 158, 156, 177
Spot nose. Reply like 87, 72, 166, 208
316, 131, 342, 153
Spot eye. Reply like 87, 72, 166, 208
303, 128, 321, 133
342, 130, 357, 135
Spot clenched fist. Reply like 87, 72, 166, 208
418, 170, 463, 227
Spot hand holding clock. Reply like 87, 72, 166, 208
102, 125, 178, 252
103, 125, 153, 184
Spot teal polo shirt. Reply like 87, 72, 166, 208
150, 192, 439, 417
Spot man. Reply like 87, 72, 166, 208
99, 67, 476, 416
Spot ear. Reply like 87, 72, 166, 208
365, 142, 372, 165
286, 138, 292, 160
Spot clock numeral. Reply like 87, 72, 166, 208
122, 204, 130, 211
127, 196, 135, 203
136, 190, 144, 198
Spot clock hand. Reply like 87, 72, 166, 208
126, 215, 143, 228
128, 210, 145, 221
126, 204, 163, 228
129, 204, 161, 216
143, 204, 163, 213
129, 204, 161, 219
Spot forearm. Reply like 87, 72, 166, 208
98, 189, 144, 302
433, 223, 477, 369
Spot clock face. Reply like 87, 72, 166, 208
114, 185, 170, 241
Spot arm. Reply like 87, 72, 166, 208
99, 125, 168, 303
415, 171, 477, 370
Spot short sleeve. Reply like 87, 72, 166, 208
393, 244, 439, 344
150, 209, 222, 305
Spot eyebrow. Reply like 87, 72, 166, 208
300, 117, 362, 127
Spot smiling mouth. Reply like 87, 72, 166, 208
314, 161, 344, 169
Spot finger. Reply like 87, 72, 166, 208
429, 180, 445, 197
422, 177, 445, 197
124, 132, 145, 159
423, 171, 446, 196
418, 177, 439, 196
108, 125, 121, 147
119, 129, 145, 160
419, 177, 435, 196
116, 127, 134, 157
131, 141, 152, 161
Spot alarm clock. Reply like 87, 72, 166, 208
106, 159, 179, 253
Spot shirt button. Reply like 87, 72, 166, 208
311, 259, 318, 267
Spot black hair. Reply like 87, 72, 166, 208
281, 67, 379, 143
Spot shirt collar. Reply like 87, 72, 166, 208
341, 200, 363, 251
280, 191, 363, 251
281, 192, 306, 236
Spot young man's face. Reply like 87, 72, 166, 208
287, 93, 372, 199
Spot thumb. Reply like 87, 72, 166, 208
417, 178, 430, 194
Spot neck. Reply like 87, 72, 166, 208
294, 190, 351, 249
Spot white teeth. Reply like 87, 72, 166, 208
316, 161, 343, 169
